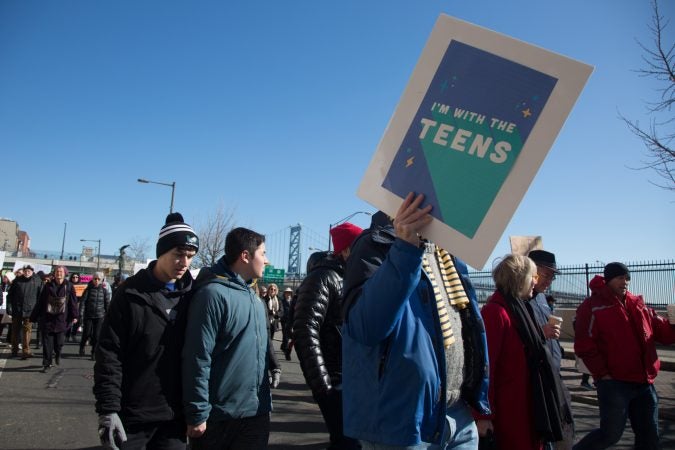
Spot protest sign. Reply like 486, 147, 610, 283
12, 260, 52, 275
509, 235, 543, 256
79, 274, 93, 283
358, 14, 592, 269
73, 284, 87, 297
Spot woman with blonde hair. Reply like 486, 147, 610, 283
475, 254, 571, 449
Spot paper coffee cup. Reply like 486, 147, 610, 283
667, 304, 675, 325
548, 315, 563, 326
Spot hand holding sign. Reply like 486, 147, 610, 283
393, 193, 433, 246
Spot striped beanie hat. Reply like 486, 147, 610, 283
156, 212, 199, 258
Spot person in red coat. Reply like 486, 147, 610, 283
574, 262, 675, 449
476, 254, 569, 450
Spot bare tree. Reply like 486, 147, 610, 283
193, 203, 237, 269
621, 0, 675, 191
127, 236, 151, 262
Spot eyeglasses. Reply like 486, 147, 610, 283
534, 266, 557, 282
537, 271, 556, 281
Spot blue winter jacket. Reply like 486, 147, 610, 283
341, 212, 490, 446
182, 258, 271, 426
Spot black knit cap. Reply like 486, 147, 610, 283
603, 262, 630, 283
156, 212, 199, 258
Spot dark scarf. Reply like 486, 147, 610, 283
502, 290, 571, 442
48, 280, 70, 297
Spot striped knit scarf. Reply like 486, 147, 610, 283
422, 245, 470, 348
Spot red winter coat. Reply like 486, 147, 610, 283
476, 291, 543, 450
575, 275, 675, 384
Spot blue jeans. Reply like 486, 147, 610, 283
573, 379, 659, 450
360, 402, 478, 450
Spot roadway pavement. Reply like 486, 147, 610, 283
0, 335, 674, 449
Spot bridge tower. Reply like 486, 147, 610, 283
287, 224, 301, 275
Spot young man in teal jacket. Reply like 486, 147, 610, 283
182, 227, 276, 449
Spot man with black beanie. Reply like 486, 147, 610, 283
574, 262, 675, 449
94, 212, 199, 450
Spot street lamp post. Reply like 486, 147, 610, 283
137, 178, 176, 213
327, 211, 371, 251
60, 222, 67, 260
81, 238, 101, 271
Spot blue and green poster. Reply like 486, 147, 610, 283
382, 40, 557, 239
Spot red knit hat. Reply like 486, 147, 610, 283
330, 222, 363, 255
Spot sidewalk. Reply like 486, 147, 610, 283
268, 340, 328, 449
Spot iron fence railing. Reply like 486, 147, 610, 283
468, 259, 675, 309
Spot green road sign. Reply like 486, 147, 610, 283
263, 265, 285, 284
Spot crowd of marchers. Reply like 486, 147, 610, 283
1, 264, 116, 372
1, 195, 673, 450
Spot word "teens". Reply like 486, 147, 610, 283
419, 118, 512, 164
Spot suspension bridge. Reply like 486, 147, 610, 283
263, 224, 330, 277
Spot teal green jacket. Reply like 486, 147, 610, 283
182, 258, 271, 425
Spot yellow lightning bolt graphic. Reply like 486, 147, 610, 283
406, 156, 415, 167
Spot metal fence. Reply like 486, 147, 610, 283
468, 259, 675, 309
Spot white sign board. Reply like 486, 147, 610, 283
358, 14, 592, 269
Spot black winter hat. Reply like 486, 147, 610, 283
156, 212, 199, 258
528, 250, 559, 273
603, 262, 630, 283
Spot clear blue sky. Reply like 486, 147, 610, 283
1, 0, 673, 271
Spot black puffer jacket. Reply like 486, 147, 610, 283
80, 283, 110, 320
93, 261, 193, 427
293, 251, 345, 398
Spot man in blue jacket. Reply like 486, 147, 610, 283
342, 193, 490, 449
182, 227, 274, 449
